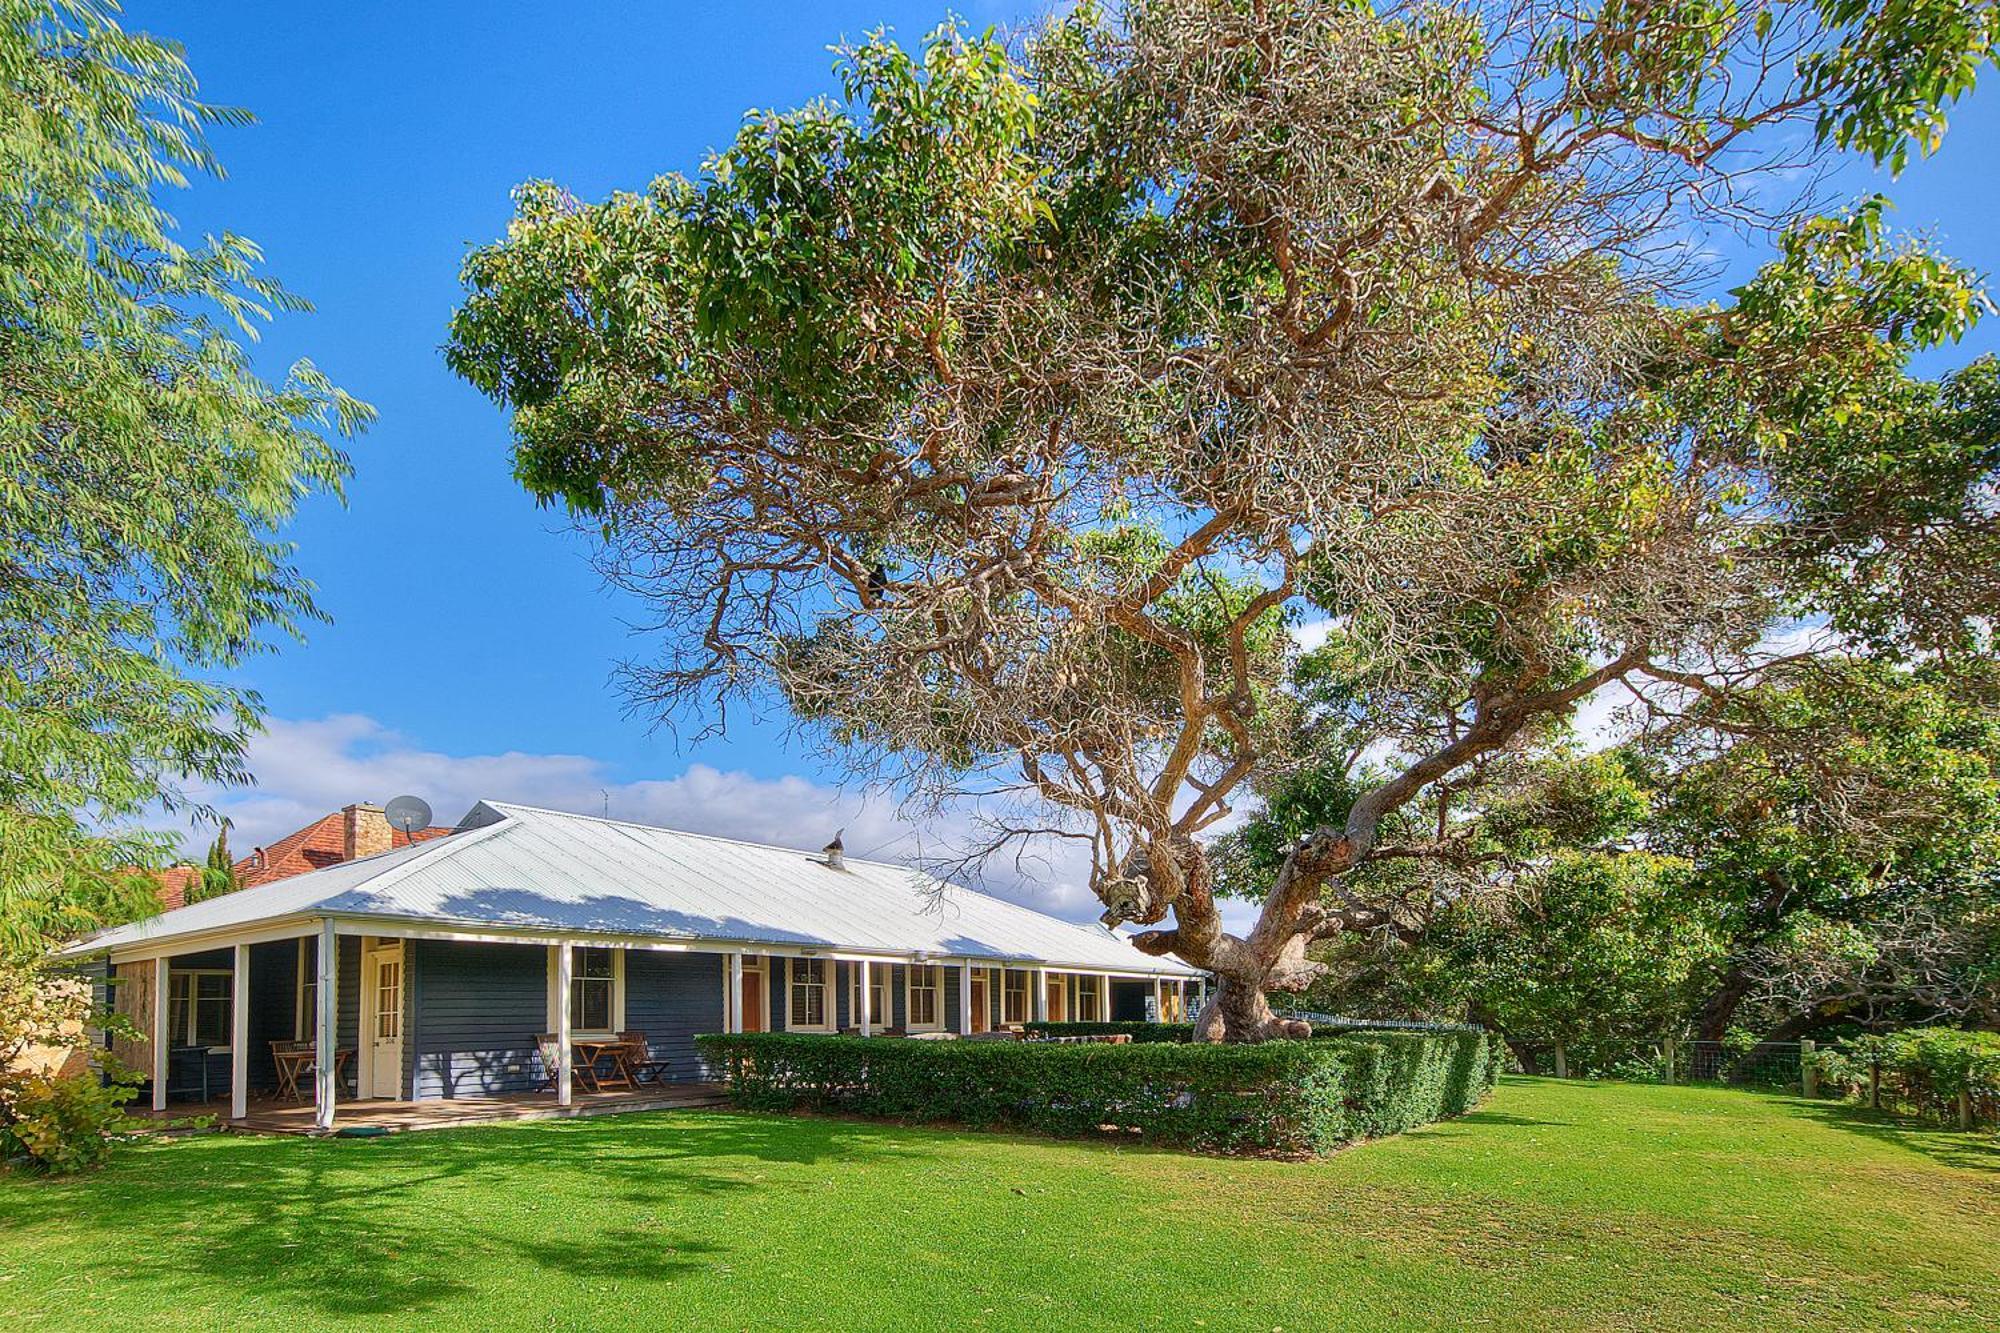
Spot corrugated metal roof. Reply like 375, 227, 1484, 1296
60, 801, 1198, 976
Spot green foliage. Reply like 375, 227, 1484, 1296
0, 0, 366, 958
695, 1029, 1500, 1155
0, 959, 139, 1172
185, 827, 239, 906
1411, 851, 1727, 1072
1805, 0, 2000, 172
1811, 1027, 2000, 1128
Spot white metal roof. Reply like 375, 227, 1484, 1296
61, 800, 1198, 977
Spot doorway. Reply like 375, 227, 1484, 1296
362, 939, 405, 1099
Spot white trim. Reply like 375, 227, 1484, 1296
1000, 968, 1030, 1026
88, 912, 1198, 980
849, 961, 891, 1035
727, 952, 743, 1034
150, 956, 169, 1112
905, 964, 943, 1032
958, 960, 972, 1034
546, 943, 624, 1037
784, 957, 833, 1032
230, 944, 250, 1120
294, 937, 317, 1042
555, 942, 574, 1108
313, 920, 337, 1132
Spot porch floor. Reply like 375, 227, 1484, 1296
134, 1083, 730, 1136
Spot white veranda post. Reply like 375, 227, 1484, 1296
150, 955, 169, 1112
314, 920, 338, 1131
1033, 968, 1048, 1023
1152, 977, 1163, 1022
231, 943, 250, 1121
728, 952, 744, 1033
556, 943, 574, 1107
858, 959, 873, 1037
958, 961, 972, 1034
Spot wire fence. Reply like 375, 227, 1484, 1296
1675, 1039, 1804, 1090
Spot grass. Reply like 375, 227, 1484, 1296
1, 1077, 1995, 1331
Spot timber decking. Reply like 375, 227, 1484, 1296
133, 1083, 730, 1136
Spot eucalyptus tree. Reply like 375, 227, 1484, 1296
450, 0, 1998, 1038
0, 0, 368, 957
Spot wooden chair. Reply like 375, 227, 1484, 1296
534, 1033, 604, 1092
616, 1031, 673, 1085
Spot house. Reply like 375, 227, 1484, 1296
150, 803, 454, 911
58, 800, 1203, 1130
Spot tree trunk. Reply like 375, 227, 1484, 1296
1694, 965, 1752, 1042
1552, 1042, 1569, 1079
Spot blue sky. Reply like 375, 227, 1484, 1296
126, 2, 2000, 918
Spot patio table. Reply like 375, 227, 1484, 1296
273, 1046, 352, 1103
572, 1038, 634, 1090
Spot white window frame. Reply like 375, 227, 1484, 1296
295, 937, 317, 1041
1001, 969, 1030, 1026
1077, 974, 1104, 1022
847, 963, 892, 1031
785, 957, 833, 1032
905, 964, 942, 1032
546, 945, 625, 1037
168, 969, 234, 1049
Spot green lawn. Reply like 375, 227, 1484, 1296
2, 1077, 1994, 1331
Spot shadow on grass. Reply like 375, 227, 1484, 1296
1, 1111, 933, 1319
1787, 1098, 2000, 1176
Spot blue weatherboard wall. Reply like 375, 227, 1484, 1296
623, 950, 725, 1082
410, 940, 548, 1099
409, 942, 731, 1097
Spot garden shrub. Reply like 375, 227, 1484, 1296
696, 1027, 1502, 1155
1808, 1027, 2000, 1129
0, 961, 140, 1173
1021, 1019, 1485, 1043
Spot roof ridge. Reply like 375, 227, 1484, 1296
480, 799, 914, 871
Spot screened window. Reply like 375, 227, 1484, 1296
907, 965, 940, 1029
789, 958, 829, 1029
571, 947, 615, 1031
1002, 971, 1029, 1025
168, 971, 232, 1047
1077, 975, 1103, 1022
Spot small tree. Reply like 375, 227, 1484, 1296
450, 0, 2000, 1038
0, 1, 367, 961
185, 826, 240, 906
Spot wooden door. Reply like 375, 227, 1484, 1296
969, 971, 990, 1034
1045, 975, 1068, 1023
740, 958, 768, 1032
364, 941, 404, 1099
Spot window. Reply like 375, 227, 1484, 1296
1077, 975, 1103, 1022
847, 964, 891, 1030
167, 971, 232, 1047
1002, 970, 1029, 1025
788, 958, 830, 1030
296, 938, 319, 1041
907, 965, 941, 1030
571, 947, 615, 1032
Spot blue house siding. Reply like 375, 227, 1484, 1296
410, 940, 547, 1099
623, 950, 724, 1083
245, 938, 299, 1093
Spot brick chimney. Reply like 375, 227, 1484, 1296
342, 803, 393, 861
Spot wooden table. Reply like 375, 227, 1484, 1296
273, 1047, 352, 1103
571, 1039, 633, 1091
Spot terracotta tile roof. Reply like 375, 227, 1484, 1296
237, 814, 452, 888
154, 865, 201, 912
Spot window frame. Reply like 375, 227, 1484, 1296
1001, 969, 1030, 1026
785, 957, 832, 1032
1077, 974, 1103, 1022
295, 937, 318, 1041
545, 945, 625, 1037
167, 969, 234, 1049
905, 964, 942, 1032
846, 963, 892, 1031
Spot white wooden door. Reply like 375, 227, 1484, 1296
364, 941, 405, 1099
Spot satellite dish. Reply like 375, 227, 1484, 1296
383, 795, 433, 838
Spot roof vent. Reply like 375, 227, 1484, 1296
822, 828, 846, 871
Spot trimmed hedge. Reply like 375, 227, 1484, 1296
1020, 1019, 1485, 1044
695, 1028, 1504, 1155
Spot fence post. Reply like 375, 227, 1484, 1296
1800, 1039, 1817, 1098
1662, 1036, 1677, 1086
